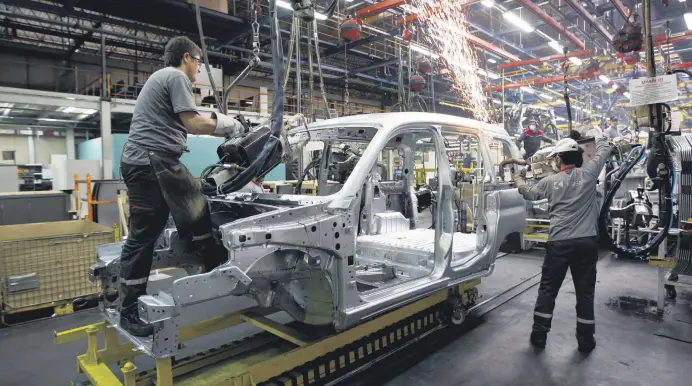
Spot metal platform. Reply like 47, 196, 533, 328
55, 281, 480, 386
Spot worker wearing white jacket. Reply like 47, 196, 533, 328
513, 127, 611, 353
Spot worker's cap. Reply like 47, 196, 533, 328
548, 138, 583, 158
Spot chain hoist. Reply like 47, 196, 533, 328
344, 45, 350, 114
252, 3, 261, 58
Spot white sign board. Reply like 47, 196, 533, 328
629, 74, 678, 107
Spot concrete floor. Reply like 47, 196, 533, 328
0, 250, 690, 386
349, 252, 692, 386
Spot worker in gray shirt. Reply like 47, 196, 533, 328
513, 128, 611, 353
119, 36, 243, 336
604, 117, 619, 139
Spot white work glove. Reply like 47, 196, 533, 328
211, 112, 244, 137
575, 125, 603, 140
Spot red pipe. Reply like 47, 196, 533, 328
653, 30, 692, 45
461, 30, 520, 61
670, 62, 692, 70
609, 0, 630, 20
498, 49, 595, 70
356, 0, 407, 18
483, 72, 600, 92
563, 0, 613, 43
514, 0, 585, 50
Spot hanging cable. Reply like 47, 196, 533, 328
194, 0, 222, 109
284, 19, 296, 93
221, 5, 261, 114
598, 0, 676, 258
215, 0, 284, 195
307, 21, 315, 121
312, 19, 332, 118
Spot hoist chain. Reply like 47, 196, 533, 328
252, 1, 260, 57
344, 44, 350, 109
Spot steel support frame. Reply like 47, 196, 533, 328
56, 281, 480, 386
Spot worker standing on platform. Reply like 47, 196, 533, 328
513, 126, 611, 353
118, 36, 243, 336
516, 119, 554, 160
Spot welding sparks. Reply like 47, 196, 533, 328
408, 0, 490, 120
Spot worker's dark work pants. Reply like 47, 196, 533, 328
119, 152, 223, 309
533, 236, 599, 337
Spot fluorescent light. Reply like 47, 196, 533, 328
596, 104, 603, 109
685, 13, 692, 30
410, 43, 439, 59
362, 25, 390, 36
539, 93, 553, 101
481, 0, 495, 7
611, 84, 619, 90
503, 12, 534, 33
492, 98, 502, 105
598, 74, 610, 83
488, 58, 497, 64
568, 57, 582, 66
477, 68, 500, 79
548, 40, 563, 54
277, 0, 327, 20
624, 92, 631, 98
59, 107, 98, 115
521, 86, 535, 94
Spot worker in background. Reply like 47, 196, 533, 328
118, 36, 244, 337
513, 126, 611, 353
604, 117, 619, 139
516, 119, 554, 160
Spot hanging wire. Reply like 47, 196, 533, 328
312, 18, 333, 118
194, 0, 222, 109
284, 19, 296, 93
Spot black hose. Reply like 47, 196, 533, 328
216, 0, 284, 195
564, 92, 573, 133
295, 158, 321, 194
598, 142, 674, 258
194, 0, 222, 109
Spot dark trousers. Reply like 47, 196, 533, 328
533, 236, 598, 336
119, 155, 223, 309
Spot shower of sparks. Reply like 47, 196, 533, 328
407, 0, 490, 121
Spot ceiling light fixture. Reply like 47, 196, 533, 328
521, 86, 535, 94
685, 13, 692, 30
548, 40, 563, 54
410, 43, 440, 59
477, 68, 500, 79
503, 12, 534, 33
487, 58, 497, 63
276, 0, 328, 20
481, 0, 495, 7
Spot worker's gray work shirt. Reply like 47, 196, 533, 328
121, 67, 198, 165
517, 138, 611, 241
604, 126, 620, 139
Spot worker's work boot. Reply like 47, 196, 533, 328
530, 331, 547, 348
120, 303, 154, 337
576, 333, 596, 353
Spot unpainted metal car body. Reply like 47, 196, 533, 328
91, 112, 526, 358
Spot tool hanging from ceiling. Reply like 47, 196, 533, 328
598, 0, 678, 258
